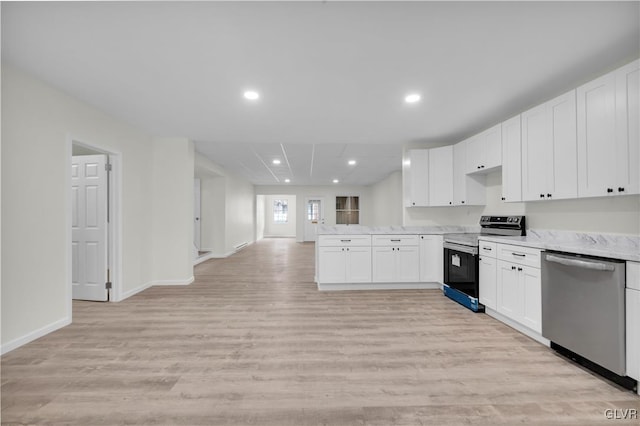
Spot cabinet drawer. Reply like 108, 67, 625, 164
372, 235, 419, 246
318, 235, 371, 247
479, 241, 498, 258
497, 244, 541, 268
628, 261, 640, 291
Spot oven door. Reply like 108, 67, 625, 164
443, 242, 479, 298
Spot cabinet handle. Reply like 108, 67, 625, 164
511, 266, 516, 270
607, 188, 614, 193
346, 248, 349, 251
501, 197, 505, 201
392, 248, 395, 251
512, 252, 526, 257
517, 267, 523, 271
547, 193, 552, 198
477, 166, 481, 169
461, 201, 465, 204
539, 194, 545, 198
391, 239, 401, 242
340, 239, 351, 243
480, 165, 485, 169
618, 187, 625, 192
482, 247, 492, 251
412, 202, 416, 205
449, 202, 452, 205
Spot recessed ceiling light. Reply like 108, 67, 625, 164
244, 90, 260, 100
272, 159, 281, 165
404, 93, 421, 104
348, 160, 357, 166
284, 178, 290, 183
332, 179, 339, 184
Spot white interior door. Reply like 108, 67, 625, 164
71, 155, 109, 301
194, 178, 201, 250
304, 197, 324, 242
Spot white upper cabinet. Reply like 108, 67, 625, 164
428, 145, 454, 206
501, 115, 522, 202
466, 124, 502, 173
406, 149, 429, 207
577, 60, 639, 197
453, 141, 486, 206
615, 60, 639, 196
522, 90, 577, 201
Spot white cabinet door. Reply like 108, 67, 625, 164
521, 103, 549, 201
501, 115, 522, 203
346, 247, 372, 283
479, 255, 497, 310
396, 246, 420, 282
318, 247, 346, 283
615, 60, 640, 196
483, 124, 502, 169
548, 90, 578, 200
577, 71, 617, 198
372, 246, 396, 282
407, 149, 429, 206
627, 288, 640, 381
453, 142, 486, 206
496, 260, 520, 321
521, 265, 542, 333
419, 235, 443, 283
428, 145, 453, 206
466, 134, 484, 173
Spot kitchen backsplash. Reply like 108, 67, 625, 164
404, 171, 640, 235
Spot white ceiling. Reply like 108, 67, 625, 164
2, 1, 639, 186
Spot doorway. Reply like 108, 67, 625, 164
304, 197, 324, 242
69, 140, 121, 302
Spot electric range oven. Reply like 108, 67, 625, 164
442, 215, 526, 312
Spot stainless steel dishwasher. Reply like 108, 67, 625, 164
542, 251, 636, 390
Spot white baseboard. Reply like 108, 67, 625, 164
118, 281, 153, 301
152, 276, 194, 286
194, 252, 216, 265
1, 316, 71, 355
317, 282, 441, 291
484, 307, 550, 347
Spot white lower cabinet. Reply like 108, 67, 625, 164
372, 246, 420, 283
479, 241, 497, 310
419, 235, 444, 283
626, 262, 640, 382
495, 243, 542, 334
318, 246, 372, 283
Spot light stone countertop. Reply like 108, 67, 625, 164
316, 225, 480, 235
478, 229, 640, 263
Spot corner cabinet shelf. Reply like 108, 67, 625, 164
336, 196, 359, 225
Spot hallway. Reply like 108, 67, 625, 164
1, 238, 638, 425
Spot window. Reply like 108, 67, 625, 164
273, 199, 288, 223
307, 199, 321, 222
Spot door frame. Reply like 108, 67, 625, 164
66, 136, 123, 311
304, 196, 325, 242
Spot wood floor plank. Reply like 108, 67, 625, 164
2, 238, 638, 425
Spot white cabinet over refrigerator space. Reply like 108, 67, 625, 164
465, 124, 502, 174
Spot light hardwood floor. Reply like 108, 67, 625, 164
2, 238, 639, 425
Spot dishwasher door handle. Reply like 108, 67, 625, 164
545, 254, 615, 271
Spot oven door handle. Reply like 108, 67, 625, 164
443, 242, 478, 255
545, 254, 614, 271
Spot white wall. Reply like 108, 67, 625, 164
255, 194, 265, 241
256, 185, 372, 241
151, 138, 195, 284
224, 171, 256, 253
263, 195, 297, 237
1, 65, 157, 351
195, 153, 256, 256
369, 171, 403, 226
404, 170, 640, 235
